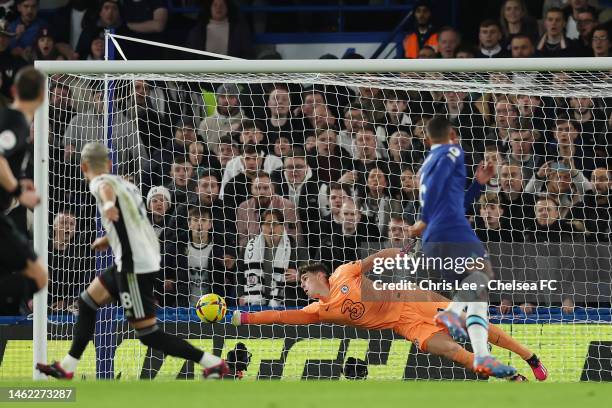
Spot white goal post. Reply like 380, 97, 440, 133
31, 57, 612, 382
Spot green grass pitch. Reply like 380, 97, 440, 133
1, 381, 611, 408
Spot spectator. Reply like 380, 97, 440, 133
8, 0, 47, 59
402, 0, 438, 59
499, 0, 539, 47
303, 101, 337, 137
567, 96, 608, 163
353, 86, 386, 122
474, 192, 514, 242
166, 158, 194, 206
235, 171, 300, 249
506, 125, 545, 182
29, 27, 62, 62
239, 209, 303, 307
48, 212, 94, 312
186, 0, 254, 59
168, 169, 236, 245
49, 82, 75, 137
476, 20, 509, 58
49, 0, 98, 60
259, 84, 306, 146
454, 45, 476, 58
272, 150, 320, 255
482, 144, 503, 191
217, 134, 238, 169
537, 7, 579, 57
146, 116, 198, 188
377, 89, 413, 143
390, 167, 420, 225
418, 45, 438, 58
77, 1, 122, 60
387, 130, 424, 183
591, 25, 610, 56
437, 26, 460, 58
583, 167, 612, 242
343, 127, 389, 189
510, 34, 537, 57
525, 160, 591, 220
0, 18, 26, 98
486, 97, 519, 149
498, 163, 535, 240
575, 7, 599, 49
163, 207, 235, 307
546, 118, 596, 175
338, 104, 369, 158
121, 0, 168, 59
146, 185, 173, 239
131, 79, 172, 156
525, 197, 575, 242
84, 31, 104, 60
563, 0, 591, 39
516, 93, 549, 132
63, 89, 146, 174
198, 83, 244, 154
386, 215, 413, 248
319, 181, 352, 222
358, 166, 391, 238
307, 129, 353, 185
318, 199, 379, 273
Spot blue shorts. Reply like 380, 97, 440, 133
421, 239, 488, 283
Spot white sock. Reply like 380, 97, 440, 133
466, 302, 490, 359
199, 352, 222, 368
61, 355, 79, 373
445, 301, 466, 316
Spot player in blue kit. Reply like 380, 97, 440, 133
408, 116, 517, 378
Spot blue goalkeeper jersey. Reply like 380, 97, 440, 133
419, 143, 480, 243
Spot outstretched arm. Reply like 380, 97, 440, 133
233, 308, 320, 325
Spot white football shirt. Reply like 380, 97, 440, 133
90, 174, 161, 273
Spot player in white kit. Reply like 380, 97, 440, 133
36, 142, 228, 379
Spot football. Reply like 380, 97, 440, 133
195, 293, 227, 323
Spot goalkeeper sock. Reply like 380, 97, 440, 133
488, 324, 533, 360
67, 292, 99, 366
451, 347, 474, 370
445, 301, 466, 316
466, 302, 490, 358
137, 325, 209, 365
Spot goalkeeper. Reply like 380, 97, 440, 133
232, 254, 548, 381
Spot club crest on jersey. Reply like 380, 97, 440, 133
341, 285, 349, 294
0, 130, 17, 151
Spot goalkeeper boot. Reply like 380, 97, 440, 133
202, 360, 230, 379
473, 355, 517, 379
525, 354, 548, 381
35, 361, 74, 380
434, 310, 468, 342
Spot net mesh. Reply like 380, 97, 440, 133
17, 70, 612, 381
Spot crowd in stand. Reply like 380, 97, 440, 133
1, 0, 611, 315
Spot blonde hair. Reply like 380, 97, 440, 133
81, 142, 109, 171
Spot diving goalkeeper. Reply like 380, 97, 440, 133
232, 252, 548, 381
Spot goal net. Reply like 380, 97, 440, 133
11, 60, 612, 382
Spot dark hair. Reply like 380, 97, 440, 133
479, 19, 502, 30
329, 181, 352, 197
15, 67, 45, 101
219, 134, 234, 145
425, 116, 451, 142
576, 6, 598, 19
188, 206, 212, 220
197, 169, 221, 182
241, 144, 260, 156
238, 119, 261, 133
510, 33, 534, 44
546, 7, 564, 18
261, 208, 284, 224
199, 0, 240, 24
298, 262, 331, 278
253, 170, 271, 180
382, 89, 409, 102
